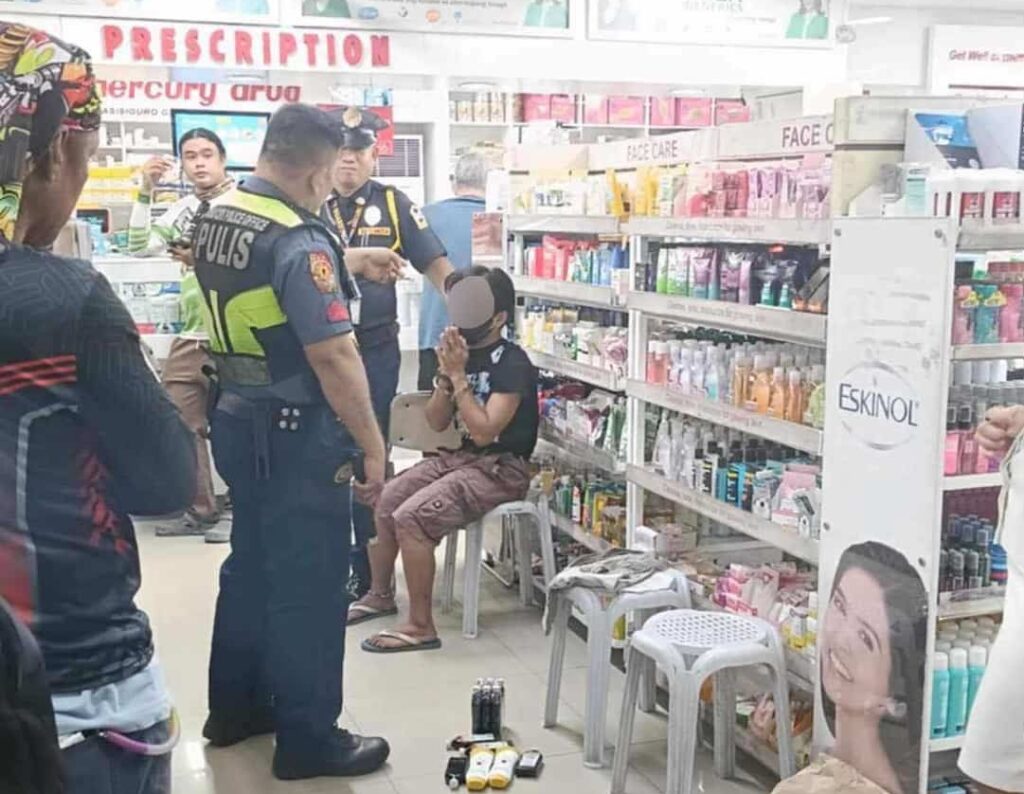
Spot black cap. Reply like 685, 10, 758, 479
330, 105, 390, 150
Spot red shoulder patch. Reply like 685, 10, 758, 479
326, 299, 350, 324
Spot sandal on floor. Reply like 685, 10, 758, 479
347, 601, 399, 626
361, 630, 442, 654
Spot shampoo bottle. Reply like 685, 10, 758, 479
931, 652, 950, 739
948, 647, 969, 736
967, 645, 987, 721
768, 367, 787, 419
732, 356, 751, 409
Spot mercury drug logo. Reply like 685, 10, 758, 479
838, 361, 920, 451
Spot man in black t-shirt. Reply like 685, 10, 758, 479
347, 268, 538, 652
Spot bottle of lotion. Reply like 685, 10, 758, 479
931, 651, 950, 739
948, 647, 969, 736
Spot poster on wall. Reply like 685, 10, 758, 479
0, 0, 280, 23
588, 0, 841, 47
285, 0, 570, 36
818, 218, 954, 794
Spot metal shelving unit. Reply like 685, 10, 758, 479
537, 428, 625, 476
529, 349, 625, 392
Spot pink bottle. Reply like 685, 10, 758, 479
1000, 284, 1024, 343
944, 405, 961, 476
952, 285, 977, 345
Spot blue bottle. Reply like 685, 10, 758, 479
931, 652, 950, 739
967, 645, 988, 721
948, 648, 969, 735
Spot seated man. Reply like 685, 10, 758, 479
349, 268, 538, 652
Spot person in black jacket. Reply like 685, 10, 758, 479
0, 22, 196, 794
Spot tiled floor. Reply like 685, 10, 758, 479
136, 525, 773, 794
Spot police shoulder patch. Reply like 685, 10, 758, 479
308, 250, 337, 294
409, 204, 429, 230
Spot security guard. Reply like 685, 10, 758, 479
324, 106, 454, 599
195, 104, 401, 781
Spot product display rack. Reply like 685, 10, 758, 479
527, 349, 625, 393
622, 216, 831, 246
942, 473, 1002, 491
507, 214, 621, 236
951, 343, 1024, 361
510, 274, 620, 310
93, 256, 181, 363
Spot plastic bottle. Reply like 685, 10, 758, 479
1001, 283, 1024, 343
974, 284, 1005, 345
784, 370, 804, 424
656, 247, 670, 294
959, 170, 988, 225
948, 647, 969, 736
957, 404, 978, 475
952, 285, 977, 345
749, 355, 772, 414
732, 355, 751, 409
931, 651, 951, 739
989, 168, 1023, 226
804, 365, 827, 429
967, 645, 987, 721
705, 348, 721, 401
768, 367, 787, 419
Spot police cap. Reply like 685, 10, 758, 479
331, 106, 390, 150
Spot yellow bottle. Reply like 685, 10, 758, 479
785, 369, 804, 424
750, 355, 772, 414
768, 366, 787, 419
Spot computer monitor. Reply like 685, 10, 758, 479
171, 109, 270, 172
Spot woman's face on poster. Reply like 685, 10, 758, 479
821, 566, 894, 717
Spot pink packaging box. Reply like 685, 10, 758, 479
650, 97, 675, 127
675, 98, 713, 128
715, 99, 751, 126
608, 95, 645, 126
550, 94, 577, 124
521, 94, 551, 122
584, 95, 609, 125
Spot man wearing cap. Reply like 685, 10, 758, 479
324, 106, 454, 600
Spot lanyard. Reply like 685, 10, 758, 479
330, 197, 365, 248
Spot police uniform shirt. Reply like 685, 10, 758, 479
324, 179, 446, 336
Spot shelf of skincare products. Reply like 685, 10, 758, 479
551, 510, 618, 554
92, 256, 182, 284
538, 428, 625, 476
514, 237, 630, 302
537, 455, 627, 552
945, 359, 1024, 480
937, 591, 1005, 621
520, 304, 628, 392
623, 216, 830, 246
943, 473, 1002, 491
507, 214, 621, 236
952, 343, 1024, 361
528, 350, 625, 393
628, 465, 819, 565
538, 382, 627, 475
929, 614, 1002, 752
958, 228, 1024, 253
513, 276, 620, 310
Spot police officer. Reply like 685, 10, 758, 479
195, 104, 403, 780
324, 106, 454, 599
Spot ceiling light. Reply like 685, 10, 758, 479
459, 81, 498, 92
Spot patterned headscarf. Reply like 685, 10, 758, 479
0, 23, 102, 241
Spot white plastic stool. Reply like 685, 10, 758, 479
544, 571, 691, 768
611, 610, 795, 794
441, 500, 556, 639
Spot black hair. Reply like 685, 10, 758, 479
178, 127, 227, 158
446, 266, 517, 335
821, 541, 927, 794
260, 103, 343, 170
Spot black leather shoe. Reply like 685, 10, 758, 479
202, 708, 275, 748
273, 729, 391, 780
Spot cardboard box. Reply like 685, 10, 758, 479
584, 94, 609, 125
550, 94, 577, 124
715, 99, 751, 126
608, 95, 645, 126
676, 97, 713, 128
650, 97, 675, 127
521, 93, 551, 122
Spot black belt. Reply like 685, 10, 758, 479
355, 322, 400, 350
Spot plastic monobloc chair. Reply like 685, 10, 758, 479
543, 569, 692, 768
611, 609, 795, 794
388, 393, 556, 639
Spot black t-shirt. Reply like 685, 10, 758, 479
457, 341, 538, 460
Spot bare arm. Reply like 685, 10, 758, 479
425, 385, 455, 432
452, 385, 522, 448
424, 255, 455, 293
343, 247, 406, 283
304, 334, 386, 462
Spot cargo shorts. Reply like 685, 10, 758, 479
374, 450, 531, 546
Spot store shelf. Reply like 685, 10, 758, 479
538, 427, 626, 475
507, 214, 621, 236
930, 735, 964, 754
958, 227, 1024, 252
550, 510, 616, 554
627, 291, 827, 347
529, 350, 625, 392
623, 216, 830, 245
937, 592, 1005, 620
93, 256, 181, 282
951, 343, 1024, 361
627, 465, 818, 564
628, 380, 823, 455
513, 275, 621, 309
942, 473, 1002, 491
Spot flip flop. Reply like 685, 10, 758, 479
361, 630, 443, 654
346, 601, 398, 626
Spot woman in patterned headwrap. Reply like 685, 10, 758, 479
0, 22, 196, 794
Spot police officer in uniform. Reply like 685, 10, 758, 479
324, 107, 454, 599
194, 104, 403, 780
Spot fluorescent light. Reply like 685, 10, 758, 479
459, 81, 497, 91
846, 16, 893, 26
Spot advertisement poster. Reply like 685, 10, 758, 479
0, 0, 280, 23
588, 0, 839, 47
317, 104, 394, 156
819, 219, 954, 794
287, 0, 571, 36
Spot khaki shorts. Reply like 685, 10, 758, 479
375, 450, 531, 547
